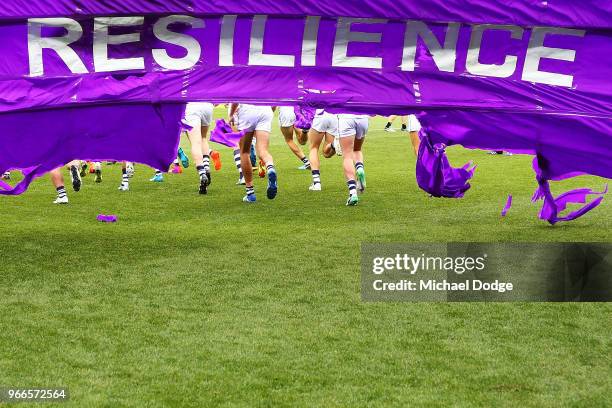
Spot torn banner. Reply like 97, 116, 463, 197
0, 1, 609, 221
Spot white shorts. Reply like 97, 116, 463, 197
278, 106, 296, 128
237, 104, 274, 133
337, 115, 369, 139
407, 114, 422, 132
184, 102, 214, 128
312, 111, 339, 137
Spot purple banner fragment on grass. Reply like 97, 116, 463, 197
501, 195, 513, 217
532, 156, 608, 225
97, 214, 118, 223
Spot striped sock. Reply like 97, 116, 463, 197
202, 155, 211, 172
233, 149, 243, 178
355, 162, 364, 172
56, 186, 67, 199
312, 170, 321, 185
266, 164, 276, 173
121, 169, 129, 186
197, 165, 206, 178
301, 156, 311, 166
173, 159, 180, 166
246, 186, 255, 196
155, 169, 162, 175
347, 180, 357, 196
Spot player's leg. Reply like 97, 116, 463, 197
407, 115, 421, 156
384, 115, 397, 132
184, 104, 210, 194
240, 132, 256, 202
233, 146, 245, 184
281, 125, 310, 170
279, 106, 310, 170
118, 161, 129, 191
67, 160, 81, 192
323, 132, 341, 158
150, 168, 164, 182
337, 116, 362, 205
339, 135, 358, 206
50, 167, 68, 204
93, 162, 102, 183
308, 129, 325, 191
296, 126, 309, 146
354, 137, 366, 194
198, 103, 217, 184
253, 109, 277, 200
254, 129, 278, 200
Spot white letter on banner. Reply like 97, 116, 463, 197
333, 18, 386, 69
249, 15, 296, 67
28, 18, 88, 77
153, 15, 205, 70
302, 16, 321, 67
93, 17, 145, 72
466, 24, 524, 78
522, 27, 586, 88
219, 15, 237, 67
401, 21, 460, 72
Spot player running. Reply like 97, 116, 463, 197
336, 114, 370, 206
277, 106, 311, 170
228, 104, 278, 203
183, 102, 217, 194
307, 110, 338, 191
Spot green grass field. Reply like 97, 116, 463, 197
1, 111, 610, 407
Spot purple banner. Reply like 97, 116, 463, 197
0, 103, 184, 194
0, 1, 609, 221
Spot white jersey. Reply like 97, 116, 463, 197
184, 102, 214, 128
236, 104, 274, 133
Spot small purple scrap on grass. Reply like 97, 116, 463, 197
501, 195, 513, 217
97, 214, 117, 223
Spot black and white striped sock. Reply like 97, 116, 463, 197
347, 180, 357, 196
266, 164, 276, 173
202, 155, 211, 173
312, 170, 321, 185
121, 169, 129, 186
56, 186, 67, 199
197, 165, 206, 178
246, 186, 255, 197
233, 149, 243, 178
355, 162, 364, 172
301, 156, 310, 166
